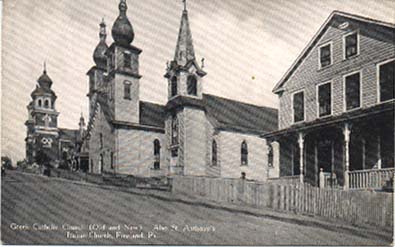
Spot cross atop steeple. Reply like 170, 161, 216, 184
43, 61, 47, 73
183, 0, 187, 11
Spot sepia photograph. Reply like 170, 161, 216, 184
1, 0, 394, 245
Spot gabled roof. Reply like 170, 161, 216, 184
139, 101, 165, 128
203, 94, 278, 134
272, 11, 395, 93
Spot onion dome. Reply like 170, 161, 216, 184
37, 63, 53, 89
93, 19, 108, 69
111, 0, 134, 46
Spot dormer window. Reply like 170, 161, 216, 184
187, 75, 197, 96
319, 43, 332, 68
344, 31, 359, 59
124, 52, 131, 68
171, 77, 177, 97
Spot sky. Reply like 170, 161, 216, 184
1, 0, 394, 162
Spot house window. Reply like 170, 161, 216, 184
318, 82, 331, 117
212, 140, 217, 166
344, 32, 358, 59
110, 152, 114, 169
171, 115, 178, 145
378, 60, 394, 102
319, 43, 331, 68
345, 72, 361, 110
293, 91, 304, 123
154, 139, 160, 170
124, 81, 131, 100
100, 133, 103, 149
171, 77, 177, 97
124, 52, 131, 68
187, 75, 197, 96
268, 144, 273, 167
241, 141, 248, 166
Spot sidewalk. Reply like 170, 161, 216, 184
11, 170, 393, 243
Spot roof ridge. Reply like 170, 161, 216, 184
203, 93, 278, 112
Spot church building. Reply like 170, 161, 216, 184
84, 0, 279, 181
25, 65, 86, 170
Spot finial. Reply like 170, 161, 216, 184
166, 61, 169, 69
201, 58, 205, 68
43, 61, 47, 73
183, 0, 187, 11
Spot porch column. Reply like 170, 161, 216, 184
298, 132, 305, 184
343, 123, 351, 190
377, 134, 382, 169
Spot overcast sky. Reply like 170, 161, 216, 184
2, 0, 394, 162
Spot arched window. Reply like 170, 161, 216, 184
212, 140, 217, 166
241, 141, 248, 166
171, 77, 177, 97
44, 99, 49, 108
100, 154, 104, 173
38, 99, 42, 107
100, 133, 103, 149
124, 81, 131, 100
154, 139, 160, 170
268, 144, 273, 167
171, 115, 178, 145
187, 75, 197, 96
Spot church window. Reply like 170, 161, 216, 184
171, 115, 179, 145
124, 81, 131, 100
154, 139, 160, 170
100, 154, 104, 174
171, 77, 177, 97
110, 152, 114, 169
268, 144, 273, 167
38, 99, 42, 107
44, 99, 49, 108
124, 52, 131, 68
100, 133, 103, 149
187, 75, 197, 96
241, 141, 248, 166
212, 140, 217, 166
378, 60, 394, 102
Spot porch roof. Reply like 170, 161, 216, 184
262, 100, 394, 139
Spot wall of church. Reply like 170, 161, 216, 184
88, 107, 114, 174
205, 119, 221, 177
183, 108, 207, 176
115, 128, 166, 177
113, 73, 140, 123
218, 131, 268, 181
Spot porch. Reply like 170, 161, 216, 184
265, 101, 394, 190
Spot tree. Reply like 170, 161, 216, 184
1, 156, 13, 169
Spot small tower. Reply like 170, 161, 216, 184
164, 0, 206, 99
165, 1, 207, 176
87, 19, 108, 118
25, 64, 60, 165
78, 113, 86, 138
106, 0, 142, 123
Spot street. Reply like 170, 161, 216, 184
1, 171, 390, 245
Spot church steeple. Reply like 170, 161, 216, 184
174, 2, 195, 66
111, 0, 134, 46
93, 19, 108, 70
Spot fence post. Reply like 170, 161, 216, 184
319, 168, 324, 188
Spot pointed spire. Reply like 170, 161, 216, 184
99, 18, 107, 41
38, 61, 53, 88
43, 61, 47, 73
174, 2, 195, 66
94, 18, 109, 69
183, 0, 187, 11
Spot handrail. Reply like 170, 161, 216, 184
349, 167, 394, 189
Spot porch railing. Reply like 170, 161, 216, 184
319, 169, 339, 189
349, 168, 394, 189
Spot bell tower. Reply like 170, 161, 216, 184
164, 1, 207, 176
106, 0, 142, 123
